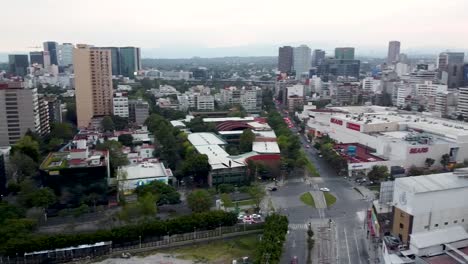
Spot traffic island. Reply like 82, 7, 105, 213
323, 192, 337, 207
300, 192, 316, 207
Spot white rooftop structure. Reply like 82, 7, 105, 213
395, 171, 468, 194
410, 226, 468, 249
202, 117, 255, 123
187, 133, 226, 146
252, 141, 281, 154
118, 162, 173, 192
170, 120, 186, 128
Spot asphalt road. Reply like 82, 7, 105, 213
271, 123, 371, 263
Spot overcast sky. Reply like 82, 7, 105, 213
2, 0, 468, 57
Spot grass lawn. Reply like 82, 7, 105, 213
324, 192, 337, 207
227, 199, 255, 207
159, 234, 259, 263
368, 185, 381, 192
300, 192, 316, 207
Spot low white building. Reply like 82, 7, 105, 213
118, 162, 173, 194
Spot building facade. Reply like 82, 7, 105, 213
113, 92, 129, 118
0, 82, 40, 146
312, 49, 326, 67
29, 51, 44, 66
128, 99, 149, 125
387, 41, 400, 64
73, 44, 113, 128
335, 47, 355, 60
58, 43, 74, 66
8, 54, 29, 77
43, 41, 59, 66
278, 46, 293, 74
101, 47, 120, 76
119, 47, 141, 78
293, 45, 311, 79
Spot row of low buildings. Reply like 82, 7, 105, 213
302, 105, 468, 177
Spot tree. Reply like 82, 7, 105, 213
49, 122, 74, 141
239, 129, 255, 153
220, 193, 233, 208
96, 140, 129, 174
457, 114, 464, 121
218, 183, 235, 194
408, 166, 424, 176
182, 154, 210, 184
187, 189, 212, 213
101, 116, 115, 131
417, 105, 426, 112
65, 102, 77, 125
137, 192, 158, 217
404, 105, 412, 111
47, 137, 63, 151
28, 188, 57, 209
247, 184, 266, 210
425, 158, 435, 168
112, 115, 130, 130
140, 78, 153, 90
10, 136, 40, 162
440, 154, 451, 169
7, 153, 38, 183
367, 165, 390, 183
136, 180, 181, 205
118, 134, 134, 147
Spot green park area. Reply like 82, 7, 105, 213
159, 234, 259, 263
324, 192, 337, 207
300, 192, 316, 207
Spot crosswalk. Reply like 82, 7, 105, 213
288, 223, 309, 230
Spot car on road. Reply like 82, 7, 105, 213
306, 145, 310, 148
268, 187, 278, 191
318, 154, 323, 157
319, 187, 330, 192
291, 256, 298, 264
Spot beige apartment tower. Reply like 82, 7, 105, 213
73, 44, 113, 128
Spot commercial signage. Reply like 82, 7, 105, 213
409, 147, 428, 154
346, 122, 361, 131
351, 164, 364, 168
330, 118, 343, 125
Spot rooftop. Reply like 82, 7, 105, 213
202, 117, 255, 123
395, 170, 468, 194
410, 226, 468, 249
120, 162, 172, 180
187, 132, 226, 146
334, 143, 385, 163
41, 149, 108, 170
252, 141, 280, 154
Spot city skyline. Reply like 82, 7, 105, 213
1, 0, 468, 59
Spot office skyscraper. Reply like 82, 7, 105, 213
58, 43, 74, 66
43, 41, 59, 65
293, 45, 311, 79
101, 47, 120, 76
29, 51, 44, 66
119, 47, 141, 78
438, 52, 465, 88
387, 41, 401, 64
73, 44, 113, 128
8, 54, 29, 77
335, 47, 355, 60
278, 46, 294, 74
312, 49, 326, 66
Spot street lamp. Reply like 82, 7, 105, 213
193, 227, 197, 240
139, 235, 142, 249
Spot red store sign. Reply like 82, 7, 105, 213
346, 122, 361, 131
330, 118, 343, 125
409, 147, 428, 154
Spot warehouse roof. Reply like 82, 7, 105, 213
187, 133, 226, 146
252, 141, 280, 154
410, 226, 468, 249
395, 171, 468, 194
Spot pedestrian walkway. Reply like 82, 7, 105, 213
310, 190, 327, 209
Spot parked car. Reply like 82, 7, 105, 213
268, 187, 278, 191
306, 145, 310, 148
319, 187, 330, 192
291, 256, 298, 264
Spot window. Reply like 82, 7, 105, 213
454, 220, 458, 224
399, 223, 404, 229
435, 224, 439, 227
444, 222, 448, 225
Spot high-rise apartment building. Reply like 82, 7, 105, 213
334, 47, 355, 60
37, 95, 51, 136
29, 51, 44, 66
312, 49, 326, 66
101, 47, 120, 76
43, 96, 62, 123
278, 46, 293, 74
43, 41, 59, 65
8, 55, 29, 77
220, 86, 262, 111
73, 44, 113, 128
128, 99, 149, 125
387, 41, 401, 64
58, 43, 74, 66
438, 52, 465, 88
0, 81, 40, 146
293, 45, 311, 79
119, 47, 141, 78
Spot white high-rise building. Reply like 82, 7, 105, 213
415, 81, 447, 97
458, 87, 468, 118
197, 95, 214, 110
220, 86, 262, 111
395, 63, 410, 77
113, 92, 129, 118
396, 84, 414, 107
58, 43, 74, 66
293, 45, 311, 80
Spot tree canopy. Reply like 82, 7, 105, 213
11, 136, 40, 162
101, 116, 115, 132
96, 140, 129, 173
239, 129, 255, 153
187, 189, 212, 213
367, 165, 390, 183
135, 180, 181, 205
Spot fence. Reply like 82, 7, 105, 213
0, 223, 264, 264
